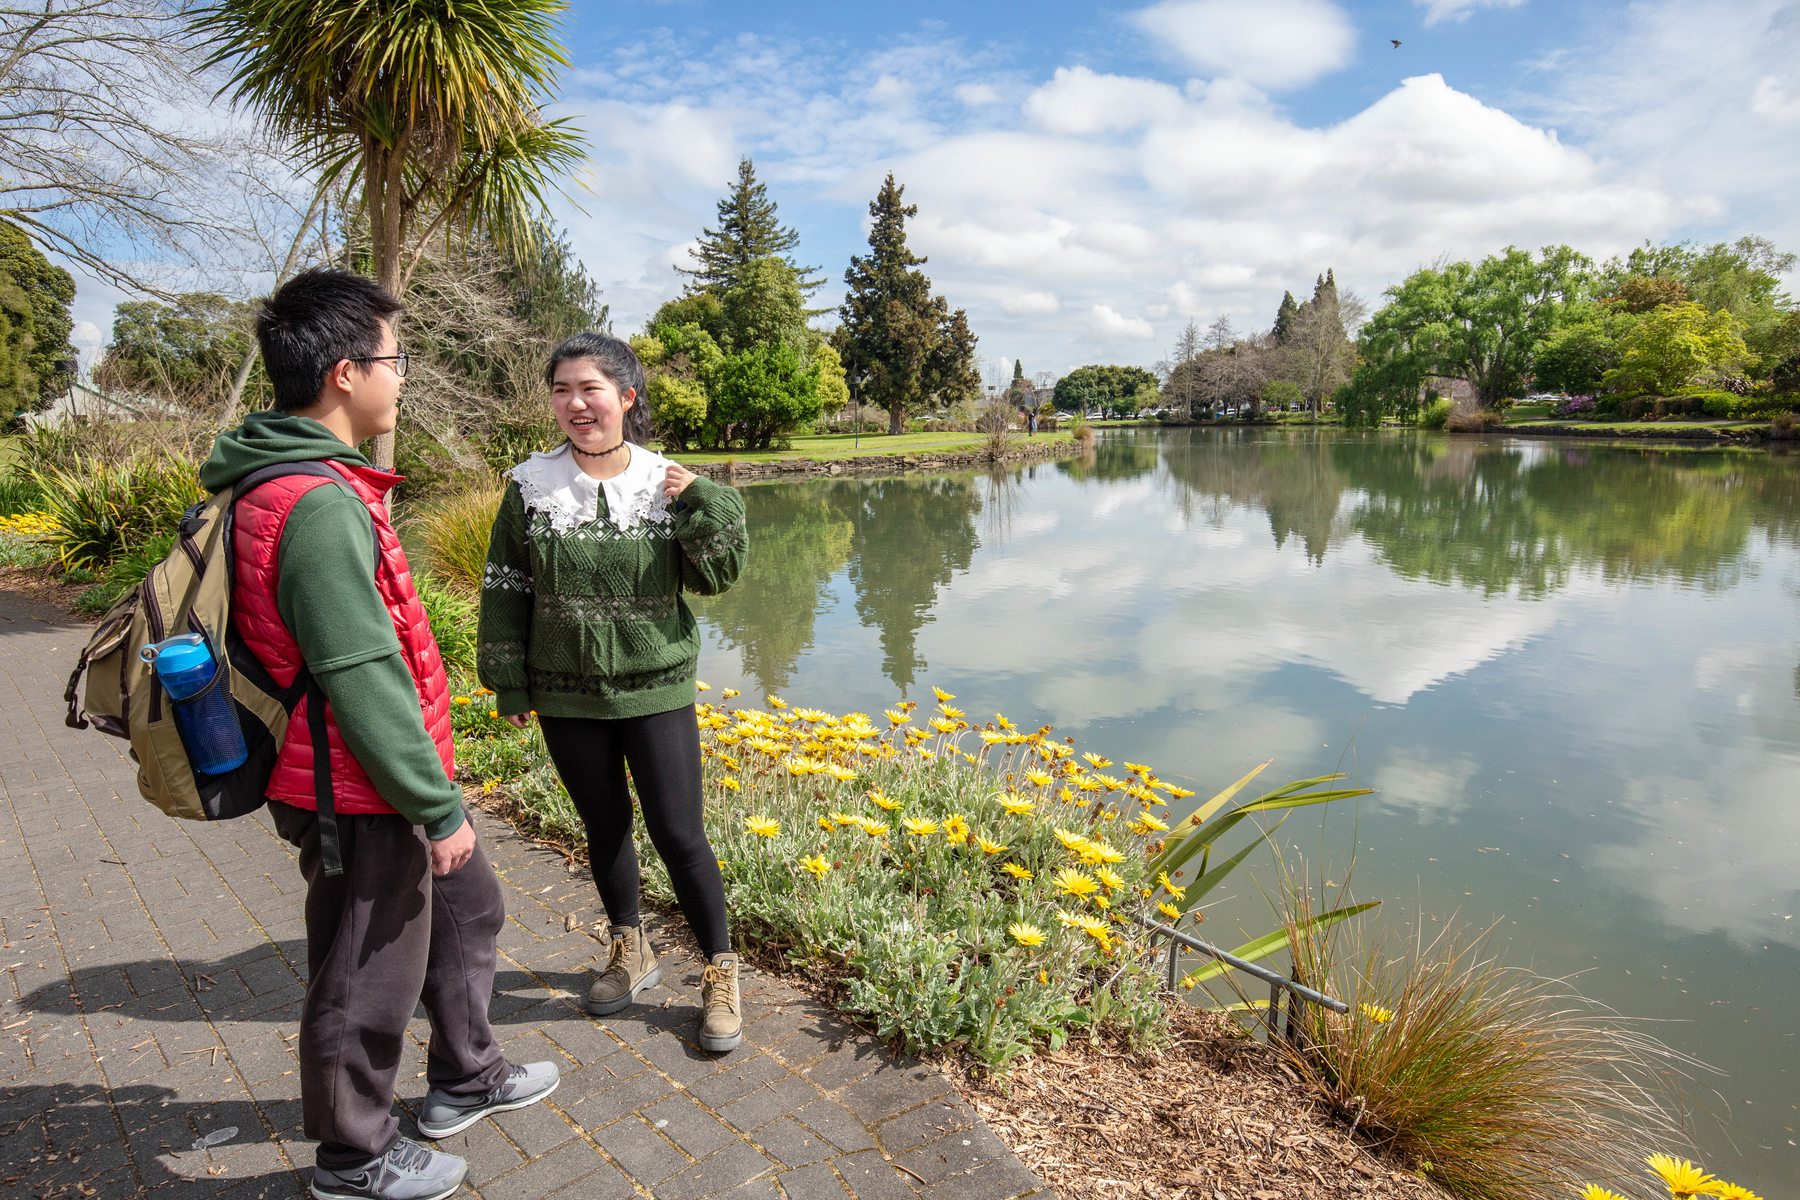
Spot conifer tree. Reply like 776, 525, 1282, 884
1272, 290, 1299, 344
1012, 357, 1025, 383
679, 157, 822, 295
833, 174, 980, 434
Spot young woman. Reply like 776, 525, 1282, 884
476, 333, 749, 1052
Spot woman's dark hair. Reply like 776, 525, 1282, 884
257, 268, 404, 412
545, 333, 651, 444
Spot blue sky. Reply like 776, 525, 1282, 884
58, 1, 1800, 379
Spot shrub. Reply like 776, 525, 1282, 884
409, 483, 505, 592
1771, 411, 1796, 440
416, 574, 478, 673
33, 453, 202, 569
1552, 395, 1596, 418
0, 473, 44, 516
647, 374, 708, 454
73, 531, 176, 615
1419, 398, 1454, 430
1280, 890, 1695, 1200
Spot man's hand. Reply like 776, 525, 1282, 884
663, 463, 698, 499
430, 819, 476, 876
504, 713, 531, 729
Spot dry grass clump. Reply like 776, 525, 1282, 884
1443, 401, 1504, 432
409, 482, 505, 591
1280, 894, 1699, 1200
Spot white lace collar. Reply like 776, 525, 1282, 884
506, 442, 675, 535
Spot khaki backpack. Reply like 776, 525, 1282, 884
65, 462, 363, 873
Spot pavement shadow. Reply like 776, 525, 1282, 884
0, 1079, 304, 1200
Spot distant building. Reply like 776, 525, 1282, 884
24, 382, 148, 429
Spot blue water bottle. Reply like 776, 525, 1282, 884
142, 633, 248, 775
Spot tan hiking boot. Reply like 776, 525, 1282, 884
586, 924, 661, 1016
698, 952, 742, 1053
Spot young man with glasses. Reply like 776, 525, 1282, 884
200, 268, 557, 1200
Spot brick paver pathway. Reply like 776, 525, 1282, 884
0, 589, 1049, 1200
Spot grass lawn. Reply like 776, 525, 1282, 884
664, 429, 1076, 466
1502, 417, 1762, 430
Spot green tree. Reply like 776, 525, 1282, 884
198, 0, 584, 466
1012, 358, 1025, 384
0, 222, 76, 404
814, 341, 850, 415
1357, 245, 1591, 408
679, 158, 820, 297
720, 255, 808, 353
0, 276, 36, 421
649, 292, 727, 345
834, 175, 980, 435
501, 221, 609, 340
95, 293, 257, 407
1272, 290, 1299, 344
1051, 364, 1157, 413
1531, 304, 1640, 395
645, 375, 707, 453
1603, 302, 1749, 395
706, 341, 822, 450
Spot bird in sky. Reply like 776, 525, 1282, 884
1391, 39, 1402, 48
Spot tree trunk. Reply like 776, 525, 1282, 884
367, 140, 407, 470
218, 179, 332, 431
888, 403, 904, 435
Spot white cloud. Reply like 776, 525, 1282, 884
1415, 0, 1527, 26
1750, 74, 1800, 122
954, 82, 1000, 106
1001, 291, 1060, 315
1129, 0, 1357, 90
1024, 66, 1185, 134
1089, 304, 1155, 339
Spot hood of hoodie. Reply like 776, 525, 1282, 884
199, 411, 372, 492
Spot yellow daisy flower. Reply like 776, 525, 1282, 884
1646, 1156, 1719, 1198
901, 817, 940, 837
719, 778, 741, 792
1158, 872, 1186, 901
1360, 1004, 1394, 1024
1051, 868, 1100, 899
799, 854, 830, 878
1053, 827, 1093, 855
854, 817, 890, 838
723, 687, 740, 698
1128, 812, 1171, 834
1157, 901, 1180, 920
976, 836, 1008, 855
1095, 866, 1125, 892
1710, 1185, 1762, 1200
1001, 862, 1033, 880
1007, 922, 1046, 948
1081, 752, 1112, 768
932, 686, 955, 702
768, 696, 787, 709
744, 815, 780, 838
999, 795, 1036, 816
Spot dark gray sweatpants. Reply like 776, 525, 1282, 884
271, 801, 509, 1168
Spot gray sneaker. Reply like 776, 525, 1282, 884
416, 1060, 561, 1139
310, 1138, 467, 1200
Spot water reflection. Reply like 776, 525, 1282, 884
691, 430, 1800, 1192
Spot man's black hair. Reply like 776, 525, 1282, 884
256, 268, 404, 413
545, 332, 651, 444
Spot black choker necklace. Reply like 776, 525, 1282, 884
570, 440, 628, 459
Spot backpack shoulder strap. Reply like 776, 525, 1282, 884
227, 459, 370, 879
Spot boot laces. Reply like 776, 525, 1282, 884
602, 934, 629, 977
701, 961, 738, 1015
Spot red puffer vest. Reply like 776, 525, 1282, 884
231, 460, 454, 815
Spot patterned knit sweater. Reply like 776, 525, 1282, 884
475, 444, 748, 720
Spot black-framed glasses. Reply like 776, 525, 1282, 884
351, 352, 410, 378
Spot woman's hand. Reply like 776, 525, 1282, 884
505, 713, 531, 729
663, 463, 698, 499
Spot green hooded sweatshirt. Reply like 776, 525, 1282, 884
199, 412, 464, 839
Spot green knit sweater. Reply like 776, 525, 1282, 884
475, 462, 747, 720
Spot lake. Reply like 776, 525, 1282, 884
688, 427, 1800, 1192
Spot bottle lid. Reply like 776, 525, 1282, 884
141, 632, 209, 673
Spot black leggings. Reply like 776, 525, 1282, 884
538, 706, 730, 958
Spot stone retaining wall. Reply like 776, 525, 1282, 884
688, 435, 1080, 482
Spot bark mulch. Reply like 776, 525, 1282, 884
959, 1004, 1449, 1200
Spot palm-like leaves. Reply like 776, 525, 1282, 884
195, 0, 567, 152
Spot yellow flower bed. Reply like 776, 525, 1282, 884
0, 512, 56, 538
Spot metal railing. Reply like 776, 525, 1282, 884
1132, 912, 1346, 1045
